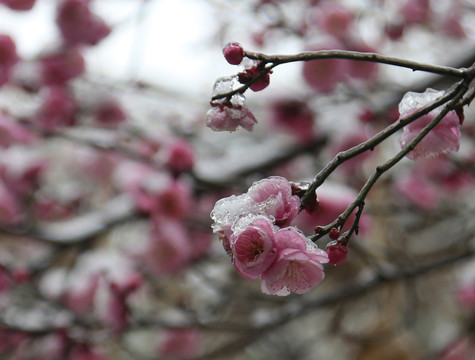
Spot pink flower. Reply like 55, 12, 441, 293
0, 182, 23, 225
56, 0, 111, 46
34, 86, 77, 132
143, 220, 192, 276
163, 138, 194, 174
93, 99, 127, 127
230, 218, 278, 280
206, 103, 257, 132
302, 41, 351, 94
400, 112, 461, 160
346, 42, 379, 81
399, 89, 462, 160
40, 47, 85, 86
248, 176, 300, 226
269, 98, 315, 143
0, 34, 19, 87
313, 3, 354, 39
396, 170, 439, 209
329, 130, 373, 177
65, 273, 101, 315
400, 0, 430, 26
104, 274, 142, 334
158, 328, 201, 360
0, 147, 47, 195
1, 0, 35, 11
261, 227, 328, 296
0, 111, 36, 147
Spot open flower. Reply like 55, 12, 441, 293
248, 176, 300, 226
400, 112, 461, 159
230, 217, 277, 280
399, 88, 461, 160
261, 227, 328, 296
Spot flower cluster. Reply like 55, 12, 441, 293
211, 176, 329, 296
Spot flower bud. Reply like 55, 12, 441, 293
326, 241, 348, 265
223, 42, 244, 65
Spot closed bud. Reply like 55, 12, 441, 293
223, 42, 244, 65
326, 241, 348, 265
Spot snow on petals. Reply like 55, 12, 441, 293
206, 76, 257, 132
210, 176, 328, 296
399, 88, 462, 160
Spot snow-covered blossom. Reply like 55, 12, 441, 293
206, 103, 257, 132
248, 176, 300, 226
206, 76, 257, 132
399, 88, 461, 160
211, 176, 328, 296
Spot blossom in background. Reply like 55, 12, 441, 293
158, 328, 201, 360
56, 0, 111, 47
399, 88, 461, 160
0, 34, 19, 87
269, 98, 316, 143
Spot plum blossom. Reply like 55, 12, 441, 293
312, 2, 354, 39
211, 176, 329, 295
206, 103, 257, 132
269, 98, 315, 143
302, 41, 351, 94
230, 217, 278, 280
206, 76, 257, 132
142, 219, 193, 276
56, 0, 111, 47
158, 328, 201, 360
0, 34, 19, 87
399, 89, 461, 160
261, 227, 328, 295
40, 47, 85, 86
0, 0, 36, 11
0, 111, 37, 147
248, 176, 301, 226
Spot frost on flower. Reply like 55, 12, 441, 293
210, 176, 328, 296
399, 88, 461, 160
206, 76, 257, 132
